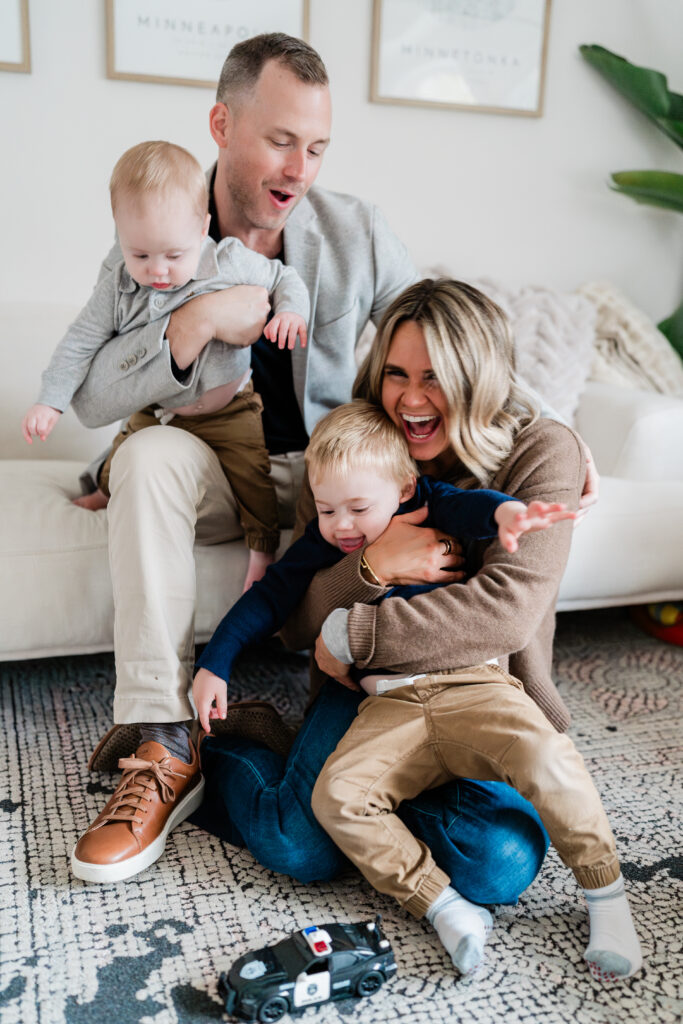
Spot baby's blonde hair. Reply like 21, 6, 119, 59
109, 140, 208, 219
306, 399, 416, 486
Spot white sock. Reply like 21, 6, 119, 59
583, 875, 642, 981
426, 885, 493, 975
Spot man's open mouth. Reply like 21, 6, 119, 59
401, 413, 440, 440
269, 189, 296, 208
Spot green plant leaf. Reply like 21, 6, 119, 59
658, 298, 683, 360
654, 115, 683, 149
610, 170, 683, 212
580, 44, 683, 149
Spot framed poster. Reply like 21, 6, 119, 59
106, 0, 310, 89
371, 0, 551, 116
0, 0, 31, 73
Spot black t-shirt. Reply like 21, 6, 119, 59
208, 184, 308, 455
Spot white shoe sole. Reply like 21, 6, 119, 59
70, 776, 205, 884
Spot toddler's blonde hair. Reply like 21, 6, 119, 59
109, 140, 208, 220
306, 399, 416, 486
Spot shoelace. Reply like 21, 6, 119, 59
88, 756, 187, 831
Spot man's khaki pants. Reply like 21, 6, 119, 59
311, 665, 620, 917
107, 424, 304, 724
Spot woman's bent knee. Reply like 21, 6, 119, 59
460, 808, 548, 905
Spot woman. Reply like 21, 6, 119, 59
194, 278, 585, 911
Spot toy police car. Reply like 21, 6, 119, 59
218, 916, 396, 1022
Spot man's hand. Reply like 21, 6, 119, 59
314, 634, 361, 691
363, 505, 465, 586
22, 404, 61, 443
495, 500, 576, 554
263, 311, 308, 350
192, 667, 229, 734
167, 286, 271, 370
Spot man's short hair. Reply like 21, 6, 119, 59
109, 140, 208, 219
216, 32, 328, 105
305, 400, 416, 486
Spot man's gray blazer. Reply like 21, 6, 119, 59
71, 185, 417, 435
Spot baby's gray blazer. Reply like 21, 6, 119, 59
71, 184, 417, 434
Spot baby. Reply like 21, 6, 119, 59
192, 400, 640, 982
22, 140, 309, 590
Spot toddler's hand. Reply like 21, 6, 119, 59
22, 404, 61, 444
495, 500, 576, 554
263, 311, 307, 350
193, 667, 228, 734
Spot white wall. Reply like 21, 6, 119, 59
1, 0, 681, 322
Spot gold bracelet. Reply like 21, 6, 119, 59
360, 552, 383, 586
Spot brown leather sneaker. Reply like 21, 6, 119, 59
71, 739, 204, 883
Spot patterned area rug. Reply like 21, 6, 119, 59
1, 610, 681, 1024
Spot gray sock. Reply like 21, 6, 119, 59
139, 722, 191, 762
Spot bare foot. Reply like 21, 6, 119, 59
73, 489, 109, 511
242, 549, 275, 593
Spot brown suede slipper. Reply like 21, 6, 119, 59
205, 700, 296, 759
88, 724, 142, 772
89, 701, 296, 772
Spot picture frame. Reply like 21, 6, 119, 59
370, 0, 552, 117
0, 0, 31, 73
106, 0, 310, 89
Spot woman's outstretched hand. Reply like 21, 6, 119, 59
363, 505, 465, 587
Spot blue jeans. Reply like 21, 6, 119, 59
191, 680, 549, 905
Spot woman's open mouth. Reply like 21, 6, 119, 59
400, 413, 441, 441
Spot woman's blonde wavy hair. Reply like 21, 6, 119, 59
353, 278, 538, 488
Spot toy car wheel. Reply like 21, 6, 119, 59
257, 995, 289, 1023
356, 970, 384, 997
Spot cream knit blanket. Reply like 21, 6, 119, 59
579, 280, 683, 399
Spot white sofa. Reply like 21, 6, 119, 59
2, 301, 683, 661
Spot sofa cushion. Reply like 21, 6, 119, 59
0, 460, 292, 660
0, 460, 113, 658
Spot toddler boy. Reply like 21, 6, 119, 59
22, 140, 309, 590
193, 401, 641, 983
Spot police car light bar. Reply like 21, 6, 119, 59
302, 926, 333, 956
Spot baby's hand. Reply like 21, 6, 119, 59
263, 311, 307, 350
193, 667, 228, 734
495, 500, 576, 554
22, 404, 61, 444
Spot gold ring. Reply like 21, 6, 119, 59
440, 538, 452, 556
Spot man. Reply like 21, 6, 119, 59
70, 33, 595, 888
70, 34, 418, 883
